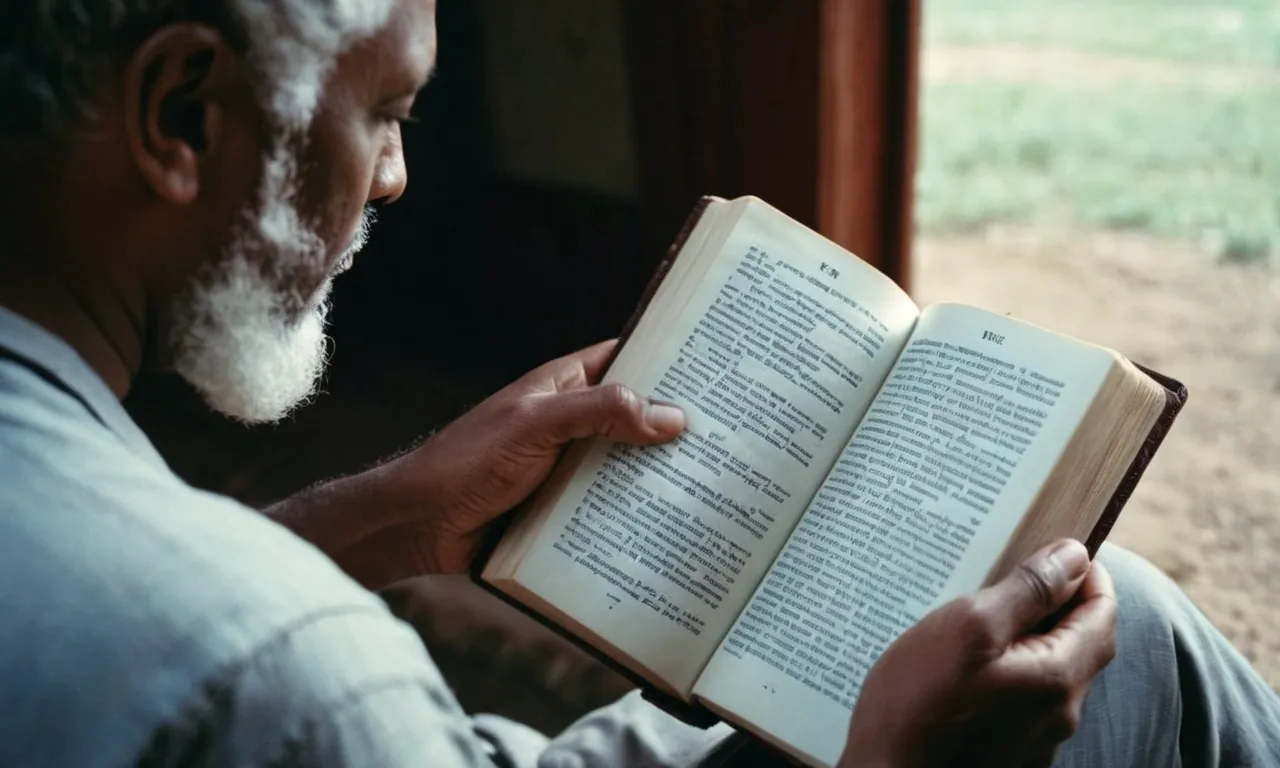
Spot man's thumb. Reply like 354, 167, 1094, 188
540, 384, 686, 445
970, 539, 1091, 649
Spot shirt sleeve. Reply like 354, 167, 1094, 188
136, 606, 495, 767
528, 691, 740, 768
137, 604, 741, 768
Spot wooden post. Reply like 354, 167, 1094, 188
624, 0, 920, 291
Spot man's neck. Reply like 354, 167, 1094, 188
0, 168, 145, 400
0, 273, 143, 399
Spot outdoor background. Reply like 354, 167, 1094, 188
915, 0, 1280, 686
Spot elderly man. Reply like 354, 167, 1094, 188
0, 1, 1277, 766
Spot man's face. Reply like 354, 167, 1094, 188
166, 0, 436, 423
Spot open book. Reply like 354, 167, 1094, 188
474, 195, 1187, 767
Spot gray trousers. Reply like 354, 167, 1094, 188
473, 545, 1280, 767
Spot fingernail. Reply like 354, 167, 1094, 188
644, 401, 686, 432
1049, 539, 1090, 580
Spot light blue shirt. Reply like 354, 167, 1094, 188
0, 306, 493, 766
0, 305, 734, 768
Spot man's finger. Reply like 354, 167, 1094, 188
575, 339, 621, 383
1003, 562, 1117, 680
534, 339, 619, 391
969, 539, 1092, 650
533, 384, 686, 445
1053, 559, 1116, 640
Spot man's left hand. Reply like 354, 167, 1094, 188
341, 339, 684, 583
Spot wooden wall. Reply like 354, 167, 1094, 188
334, 0, 920, 380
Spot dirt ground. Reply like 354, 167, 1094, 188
914, 226, 1280, 688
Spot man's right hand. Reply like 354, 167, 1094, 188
839, 539, 1117, 768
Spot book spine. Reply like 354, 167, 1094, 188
601, 195, 719, 374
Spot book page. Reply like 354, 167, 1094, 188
693, 303, 1115, 766
505, 200, 920, 695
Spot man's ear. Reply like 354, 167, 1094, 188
123, 24, 231, 206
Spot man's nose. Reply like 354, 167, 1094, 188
370, 145, 408, 205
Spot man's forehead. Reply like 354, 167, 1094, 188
360, 0, 437, 90
384, 0, 437, 62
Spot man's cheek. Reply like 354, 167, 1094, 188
330, 192, 375, 254
295, 191, 350, 264
316, 161, 370, 254
298, 133, 364, 249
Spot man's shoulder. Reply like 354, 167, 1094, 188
0, 390, 433, 764
0, 358, 352, 596
0, 396, 366, 612
0, 406, 391, 652
0, 469, 464, 767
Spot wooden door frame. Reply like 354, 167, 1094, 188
624, 0, 920, 291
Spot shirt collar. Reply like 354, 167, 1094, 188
0, 304, 167, 469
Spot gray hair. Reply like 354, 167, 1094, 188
0, 0, 393, 144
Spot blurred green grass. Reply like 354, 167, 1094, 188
927, 0, 1280, 67
918, 0, 1280, 260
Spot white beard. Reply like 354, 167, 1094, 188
168, 141, 374, 425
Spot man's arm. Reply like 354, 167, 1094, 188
137, 598, 493, 767
137, 572, 737, 768
262, 458, 445, 586
143, 539, 1116, 768
261, 340, 686, 588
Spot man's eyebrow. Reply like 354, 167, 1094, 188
383, 64, 436, 103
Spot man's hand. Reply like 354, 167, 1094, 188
340, 339, 685, 582
838, 539, 1117, 768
